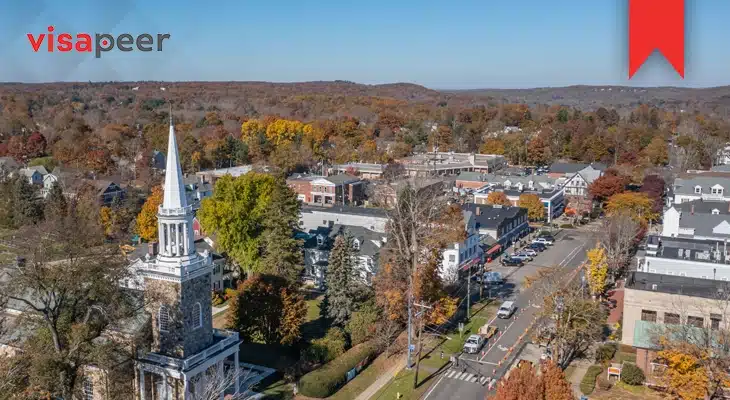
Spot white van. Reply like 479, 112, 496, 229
497, 301, 517, 319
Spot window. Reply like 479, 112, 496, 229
713, 209, 721, 215
711, 314, 722, 330
695, 186, 702, 194
687, 316, 704, 328
83, 378, 94, 400
192, 302, 202, 329
159, 305, 170, 332
353, 240, 360, 250
449, 254, 455, 263
641, 310, 657, 322
664, 313, 680, 325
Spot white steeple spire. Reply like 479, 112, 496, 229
162, 113, 188, 210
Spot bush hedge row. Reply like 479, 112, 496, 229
298, 341, 379, 398
580, 365, 604, 395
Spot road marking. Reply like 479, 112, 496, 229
446, 370, 455, 378
423, 370, 448, 400
469, 376, 478, 383
480, 376, 488, 384
479, 321, 516, 361
463, 373, 474, 381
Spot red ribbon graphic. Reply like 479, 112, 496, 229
628, 0, 685, 79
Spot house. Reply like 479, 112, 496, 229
182, 175, 213, 210
716, 143, 730, 165
151, 150, 166, 170
547, 162, 606, 179
639, 235, 730, 280
671, 174, 730, 204
461, 203, 530, 261
562, 165, 603, 197
300, 224, 387, 287
299, 205, 389, 233
397, 152, 507, 177
0, 157, 19, 177
662, 200, 730, 240
42, 167, 125, 205
440, 209, 483, 285
621, 271, 727, 381
473, 182, 565, 223
16, 166, 46, 185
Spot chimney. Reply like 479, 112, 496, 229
476, 206, 482, 216
148, 241, 158, 256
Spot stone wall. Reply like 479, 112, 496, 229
144, 278, 185, 357
181, 273, 214, 355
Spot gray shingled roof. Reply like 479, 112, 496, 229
673, 176, 730, 196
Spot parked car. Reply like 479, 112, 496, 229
463, 334, 486, 354
527, 242, 546, 252
521, 248, 538, 257
483, 271, 504, 285
510, 253, 532, 262
497, 301, 517, 319
532, 237, 554, 246
501, 257, 524, 267
537, 232, 555, 240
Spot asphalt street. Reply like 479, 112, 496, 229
423, 228, 593, 400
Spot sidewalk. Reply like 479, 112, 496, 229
568, 357, 593, 398
354, 354, 407, 400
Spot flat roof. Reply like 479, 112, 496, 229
626, 271, 730, 300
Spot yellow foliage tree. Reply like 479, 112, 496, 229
519, 193, 546, 221
606, 192, 658, 224
586, 246, 608, 297
241, 119, 265, 140
486, 191, 512, 207
99, 206, 114, 238
136, 186, 163, 242
480, 138, 505, 155
658, 346, 710, 400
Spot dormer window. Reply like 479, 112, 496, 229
695, 186, 702, 194
316, 235, 324, 246
353, 239, 360, 250
712, 185, 724, 195
713, 209, 720, 215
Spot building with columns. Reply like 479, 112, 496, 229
135, 118, 241, 399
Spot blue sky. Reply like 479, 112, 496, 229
1, 0, 729, 88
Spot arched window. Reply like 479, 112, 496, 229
83, 378, 94, 400
158, 305, 170, 332
192, 302, 202, 329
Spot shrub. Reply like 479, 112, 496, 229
223, 287, 237, 301
560, 223, 575, 228
298, 341, 378, 398
620, 363, 645, 385
303, 327, 348, 364
580, 365, 603, 395
211, 291, 224, 306
595, 343, 617, 364
597, 374, 613, 390
347, 302, 380, 346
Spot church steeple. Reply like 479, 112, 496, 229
162, 116, 187, 210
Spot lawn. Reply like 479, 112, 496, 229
563, 365, 576, 379
371, 368, 434, 400
254, 374, 294, 400
591, 381, 665, 400
329, 350, 402, 400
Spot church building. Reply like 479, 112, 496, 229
134, 117, 241, 399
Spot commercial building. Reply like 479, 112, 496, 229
671, 173, 730, 204
640, 235, 730, 280
461, 203, 529, 261
286, 173, 364, 206
473, 183, 565, 223
621, 272, 728, 380
299, 205, 389, 233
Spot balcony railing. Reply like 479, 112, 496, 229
140, 330, 239, 371
158, 205, 193, 216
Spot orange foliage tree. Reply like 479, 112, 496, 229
486, 191, 512, 207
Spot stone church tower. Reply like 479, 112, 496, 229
136, 117, 240, 400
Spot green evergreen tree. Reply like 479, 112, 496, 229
44, 181, 67, 220
12, 177, 42, 226
324, 232, 356, 326
260, 178, 303, 282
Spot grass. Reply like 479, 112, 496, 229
306, 294, 323, 322
613, 351, 637, 364
238, 342, 298, 371
254, 373, 294, 400
591, 381, 664, 400
371, 369, 433, 400
329, 351, 401, 400
563, 365, 577, 379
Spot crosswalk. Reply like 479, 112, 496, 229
444, 369, 490, 385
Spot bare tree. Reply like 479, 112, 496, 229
533, 276, 606, 368
0, 201, 140, 399
599, 212, 640, 277
188, 366, 256, 400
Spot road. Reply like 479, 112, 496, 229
423, 228, 593, 400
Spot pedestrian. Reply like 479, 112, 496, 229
440, 350, 444, 359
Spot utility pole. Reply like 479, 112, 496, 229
466, 263, 472, 320
412, 302, 432, 389
407, 278, 413, 369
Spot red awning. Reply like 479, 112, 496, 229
486, 244, 502, 255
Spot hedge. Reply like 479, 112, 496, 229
620, 363, 645, 386
595, 343, 617, 364
580, 365, 604, 395
298, 341, 379, 398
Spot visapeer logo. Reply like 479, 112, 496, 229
27, 26, 171, 59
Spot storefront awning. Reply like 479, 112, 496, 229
486, 244, 502, 255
